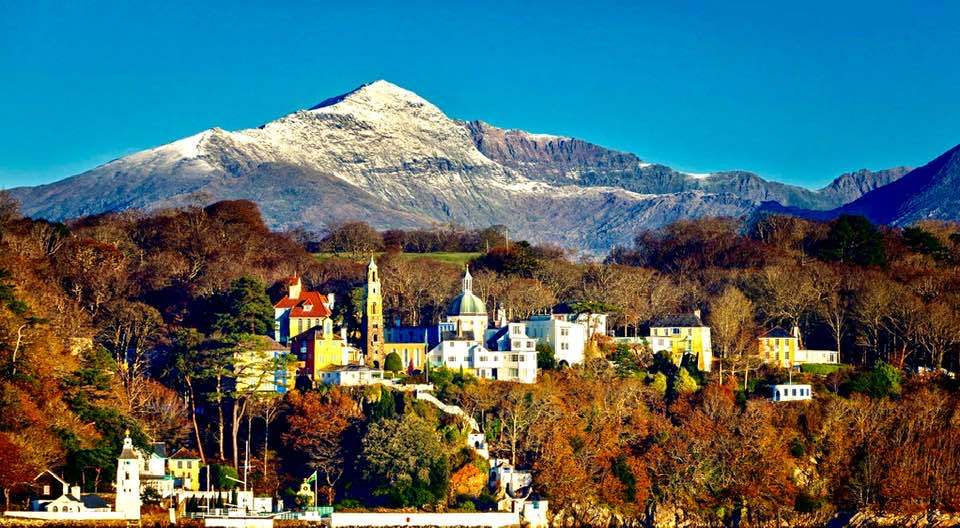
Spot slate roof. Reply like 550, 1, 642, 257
485, 327, 509, 350
118, 444, 140, 460
651, 313, 705, 327
151, 442, 167, 458
760, 327, 793, 339
81, 494, 109, 509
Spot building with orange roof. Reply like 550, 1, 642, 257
273, 275, 335, 344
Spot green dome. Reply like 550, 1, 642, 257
447, 291, 487, 316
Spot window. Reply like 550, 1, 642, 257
510, 368, 519, 377
672, 328, 680, 335
792, 388, 797, 396
512, 340, 520, 349
43, 485, 50, 495
561, 343, 569, 350
178, 461, 183, 469
560, 328, 568, 337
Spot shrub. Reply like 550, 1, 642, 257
384, 352, 403, 373
674, 367, 699, 395
650, 372, 668, 397
849, 361, 901, 398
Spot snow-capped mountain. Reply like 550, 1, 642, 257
10, 80, 909, 252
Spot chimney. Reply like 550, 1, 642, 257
288, 276, 302, 299
70, 485, 81, 498
791, 326, 801, 339
326, 292, 335, 310
693, 308, 702, 320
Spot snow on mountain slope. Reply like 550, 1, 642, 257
9, 80, 909, 252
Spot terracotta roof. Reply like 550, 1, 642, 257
275, 290, 332, 318
290, 292, 332, 318
169, 447, 201, 460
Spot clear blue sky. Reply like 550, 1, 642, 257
2, 0, 958, 188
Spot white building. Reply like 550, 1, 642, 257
115, 432, 142, 519
523, 315, 587, 367
771, 384, 813, 402
795, 349, 840, 365
138, 443, 174, 498
319, 364, 387, 386
550, 304, 608, 338
426, 271, 536, 384
29, 471, 110, 514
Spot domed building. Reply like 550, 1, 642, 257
446, 269, 489, 340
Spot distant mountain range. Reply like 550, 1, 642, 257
11, 80, 954, 252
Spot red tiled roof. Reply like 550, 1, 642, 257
275, 288, 331, 317
288, 291, 332, 318
274, 297, 299, 309
169, 447, 201, 460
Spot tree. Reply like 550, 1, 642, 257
0, 433, 42, 510
213, 276, 274, 336
708, 285, 755, 384
384, 352, 403, 374
818, 215, 887, 266
361, 413, 449, 507
167, 329, 208, 463
849, 362, 901, 398
536, 342, 556, 370
319, 221, 384, 254
283, 390, 360, 503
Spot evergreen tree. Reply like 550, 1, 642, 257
213, 276, 275, 336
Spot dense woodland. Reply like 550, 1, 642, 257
0, 192, 957, 526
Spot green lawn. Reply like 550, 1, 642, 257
800, 363, 846, 376
313, 251, 480, 267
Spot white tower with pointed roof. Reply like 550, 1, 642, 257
115, 430, 141, 519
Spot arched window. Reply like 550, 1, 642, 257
52, 506, 59, 512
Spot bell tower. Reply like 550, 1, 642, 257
363, 257, 385, 367
115, 430, 141, 519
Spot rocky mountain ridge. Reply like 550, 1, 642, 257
10, 80, 917, 252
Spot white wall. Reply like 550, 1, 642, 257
5, 511, 128, 521
330, 512, 520, 527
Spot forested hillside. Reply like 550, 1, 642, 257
0, 192, 957, 525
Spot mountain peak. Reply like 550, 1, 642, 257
308, 80, 426, 112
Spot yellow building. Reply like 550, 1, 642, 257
273, 275, 335, 345
291, 324, 360, 382
759, 327, 840, 367
758, 327, 799, 368
648, 311, 713, 372
168, 448, 202, 491
383, 342, 428, 372
234, 336, 295, 394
